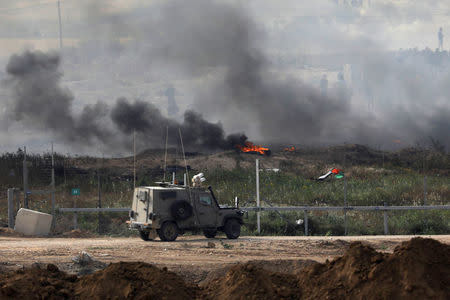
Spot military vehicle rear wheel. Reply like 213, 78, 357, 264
158, 221, 179, 241
224, 219, 240, 239
203, 228, 217, 238
139, 230, 151, 241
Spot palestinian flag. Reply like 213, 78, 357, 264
317, 168, 344, 180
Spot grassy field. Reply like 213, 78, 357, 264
0, 145, 449, 235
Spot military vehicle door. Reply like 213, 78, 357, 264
133, 188, 151, 223
195, 192, 217, 226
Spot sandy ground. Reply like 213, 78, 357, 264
1, 235, 450, 283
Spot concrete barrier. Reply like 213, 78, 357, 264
14, 208, 53, 236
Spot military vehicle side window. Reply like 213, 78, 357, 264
161, 191, 177, 200
199, 195, 212, 206
138, 191, 148, 202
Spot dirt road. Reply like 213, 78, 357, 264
1, 235, 449, 283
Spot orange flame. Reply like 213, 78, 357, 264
237, 142, 270, 155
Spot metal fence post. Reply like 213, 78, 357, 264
73, 212, 78, 230
304, 210, 309, 236
383, 201, 389, 235
51, 143, 55, 217
73, 191, 78, 230
256, 159, 261, 234
423, 176, 427, 205
23, 147, 29, 209
7, 189, 15, 228
344, 177, 348, 235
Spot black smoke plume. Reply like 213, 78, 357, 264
82, 0, 377, 145
110, 97, 246, 150
4, 50, 247, 151
87, 0, 448, 148
5, 50, 114, 146
4, 1, 450, 151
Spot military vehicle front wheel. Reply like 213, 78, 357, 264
224, 219, 240, 239
158, 222, 179, 241
139, 230, 151, 241
203, 228, 217, 238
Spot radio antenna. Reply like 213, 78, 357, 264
133, 130, 136, 189
178, 127, 189, 187
163, 126, 168, 182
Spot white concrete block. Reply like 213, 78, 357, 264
14, 208, 53, 236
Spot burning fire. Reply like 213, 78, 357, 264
237, 142, 271, 155
284, 146, 295, 152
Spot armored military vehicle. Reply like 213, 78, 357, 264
128, 175, 244, 241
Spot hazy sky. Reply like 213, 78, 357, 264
1, 0, 449, 154
0, 0, 449, 56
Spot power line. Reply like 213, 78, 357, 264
57, 0, 63, 49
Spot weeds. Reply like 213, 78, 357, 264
221, 241, 234, 249
0, 147, 448, 236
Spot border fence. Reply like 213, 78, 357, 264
2, 151, 449, 236
53, 204, 450, 236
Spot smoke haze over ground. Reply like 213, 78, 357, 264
0, 0, 449, 153
5, 50, 114, 147
3, 50, 247, 152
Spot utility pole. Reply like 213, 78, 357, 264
256, 159, 260, 234
423, 153, 427, 205
97, 167, 101, 208
51, 142, 55, 217
97, 166, 101, 234
163, 126, 168, 183
344, 176, 348, 235
133, 130, 136, 189
57, 0, 63, 50
7, 189, 16, 228
343, 151, 347, 235
97, 154, 103, 234
23, 146, 28, 209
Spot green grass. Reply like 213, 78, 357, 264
205, 168, 449, 208
0, 149, 448, 236
241, 210, 450, 236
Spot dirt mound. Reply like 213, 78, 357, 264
247, 259, 316, 275
298, 237, 450, 299
75, 262, 199, 299
0, 238, 448, 299
204, 262, 302, 300
0, 262, 197, 300
200, 259, 315, 287
0, 264, 76, 299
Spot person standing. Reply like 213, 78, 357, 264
335, 72, 352, 105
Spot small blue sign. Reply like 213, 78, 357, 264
71, 188, 80, 196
